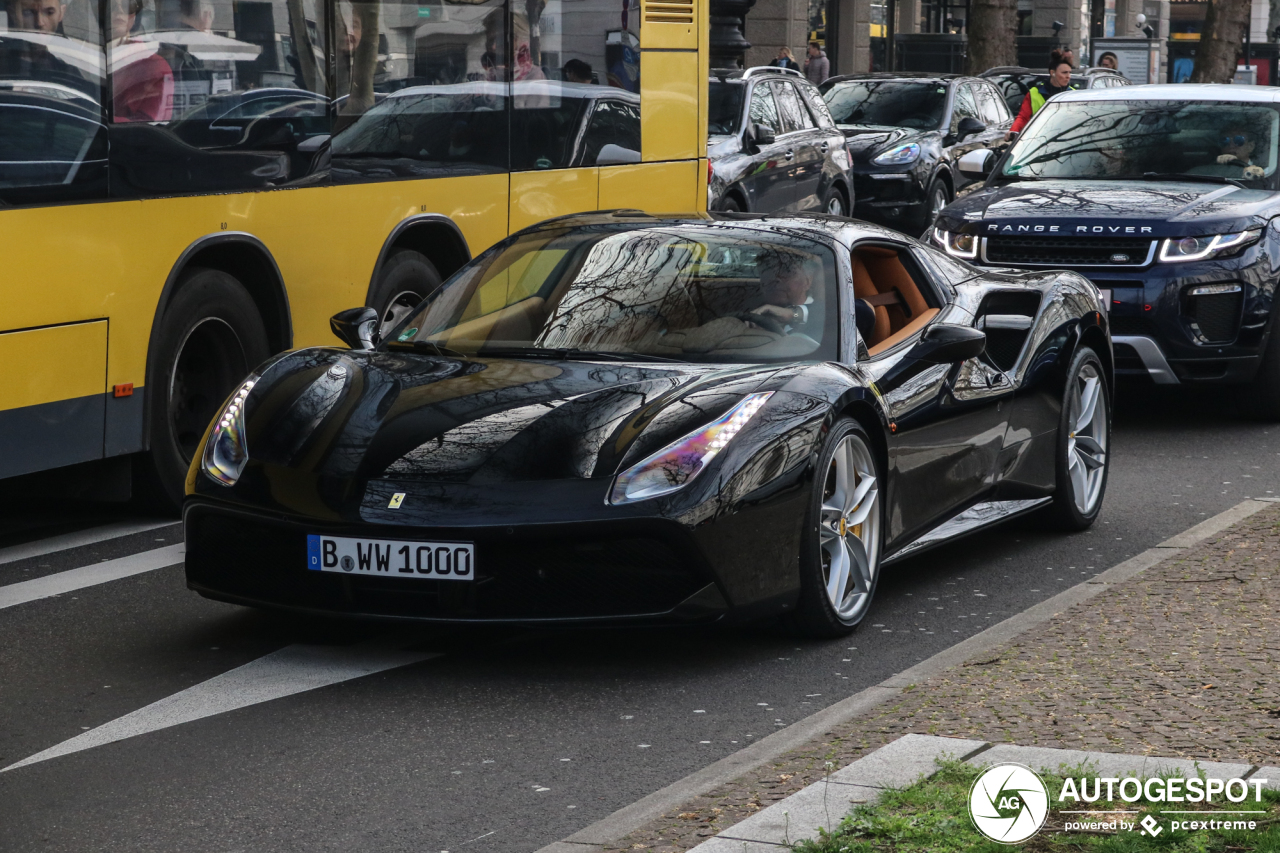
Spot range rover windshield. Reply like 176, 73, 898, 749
1002, 100, 1280, 184
387, 224, 840, 364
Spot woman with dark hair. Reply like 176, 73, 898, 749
1006, 53, 1072, 139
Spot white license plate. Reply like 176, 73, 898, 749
1099, 289, 1111, 313
306, 534, 474, 581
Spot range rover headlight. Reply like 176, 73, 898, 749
933, 227, 979, 260
609, 392, 773, 505
1159, 229, 1261, 263
872, 142, 920, 166
201, 376, 258, 487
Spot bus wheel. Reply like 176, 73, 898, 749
369, 249, 442, 340
139, 268, 269, 511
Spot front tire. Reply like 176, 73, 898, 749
1044, 346, 1111, 530
822, 185, 848, 217
138, 268, 269, 511
368, 249, 442, 340
918, 175, 950, 235
790, 419, 883, 638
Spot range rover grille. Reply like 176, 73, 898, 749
985, 237, 1155, 267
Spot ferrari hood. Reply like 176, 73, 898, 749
939, 180, 1275, 237
240, 347, 780, 487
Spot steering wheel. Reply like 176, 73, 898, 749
729, 311, 787, 335
900, 113, 935, 128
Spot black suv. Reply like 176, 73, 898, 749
707, 67, 853, 215
935, 85, 1280, 417
818, 73, 1013, 235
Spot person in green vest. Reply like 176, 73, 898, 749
1007, 53, 1072, 140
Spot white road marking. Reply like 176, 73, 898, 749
0, 544, 185, 609
3, 639, 440, 772
0, 520, 177, 566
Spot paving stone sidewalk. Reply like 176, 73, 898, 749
606, 504, 1280, 852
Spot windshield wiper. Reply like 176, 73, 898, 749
1141, 172, 1245, 189
385, 340, 468, 358
477, 346, 679, 363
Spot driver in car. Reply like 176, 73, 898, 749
1191, 126, 1266, 179
746, 256, 876, 341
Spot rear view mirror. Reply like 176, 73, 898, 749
957, 116, 987, 139
331, 307, 379, 350
957, 148, 995, 180
910, 323, 986, 363
752, 123, 776, 146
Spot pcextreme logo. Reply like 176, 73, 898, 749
969, 763, 1050, 843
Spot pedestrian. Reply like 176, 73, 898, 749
804, 41, 829, 85
772, 47, 799, 71
1098, 51, 1118, 70
1007, 52, 1072, 139
1059, 46, 1076, 68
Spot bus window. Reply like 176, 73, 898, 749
510, 0, 640, 170
330, 0, 509, 180
0, 0, 108, 205
106, 0, 330, 197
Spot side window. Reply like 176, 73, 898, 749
949, 83, 979, 133
507, 0, 641, 171
798, 81, 835, 127
749, 84, 780, 133
912, 244, 976, 293
0, 0, 107, 206
772, 80, 813, 133
104, 0, 329, 198
978, 84, 1009, 125
580, 98, 641, 166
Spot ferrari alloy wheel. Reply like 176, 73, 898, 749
792, 419, 883, 637
1045, 346, 1111, 530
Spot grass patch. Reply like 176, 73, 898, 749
795, 759, 1280, 852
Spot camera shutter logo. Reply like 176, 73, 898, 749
969, 763, 1050, 843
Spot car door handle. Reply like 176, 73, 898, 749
785, 150, 794, 160
820, 142, 829, 152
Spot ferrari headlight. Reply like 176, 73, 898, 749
933, 227, 979, 260
1159, 229, 1261, 263
201, 376, 258, 487
609, 392, 773, 505
872, 143, 920, 166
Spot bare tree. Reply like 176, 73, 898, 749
967, 0, 1019, 75
1191, 0, 1251, 83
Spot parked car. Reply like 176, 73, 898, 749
707, 66, 853, 216
980, 66, 1133, 114
818, 73, 1013, 235
185, 210, 1112, 637
935, 84, 1280, 417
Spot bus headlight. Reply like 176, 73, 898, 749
1159, 229, 1261, 263
201, 376, 258, 487
934, 227, 979, 259
609, 392, 773, 505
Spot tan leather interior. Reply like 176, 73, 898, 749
852, 246, 939, 356
443, 296, 547, 347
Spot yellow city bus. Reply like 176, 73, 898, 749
1, 0, 708, 507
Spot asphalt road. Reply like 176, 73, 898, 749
0, 383, 1276, 853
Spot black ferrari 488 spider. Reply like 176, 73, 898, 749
184, 211, 1112, 637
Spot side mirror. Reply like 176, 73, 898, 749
595, 143, 642, 166
331, 307, 379, 350
752, 122, 776, 146
909, 323, 986, 364
956, 116, 987, 139
957, 148, 994, 179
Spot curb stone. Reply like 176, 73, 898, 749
538, 498, 1276, 853
687, 735, 1263, 851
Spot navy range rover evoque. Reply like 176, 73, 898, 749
933, 84, 1280, 417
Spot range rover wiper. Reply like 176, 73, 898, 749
478, 346, 679, 363
1141, 172, 1246, 189
385, 340, 468, 358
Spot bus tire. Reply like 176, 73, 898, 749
137, 268, 269, 512
368, 249, 442, 339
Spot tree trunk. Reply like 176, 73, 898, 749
1191, 0, 1251, 83
285, 0, 320, 93
967, 0, 1019, 75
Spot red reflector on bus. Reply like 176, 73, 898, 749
114, 383, 134, 398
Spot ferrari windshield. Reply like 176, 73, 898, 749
820, 80, 948, 128
389, 224, 840, 363
1003, 100, 1280, 183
